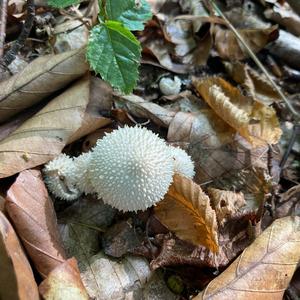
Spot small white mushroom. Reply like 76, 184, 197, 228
43, 154, 81, 201
159, 76, 181, 95
169, 146, 195, 179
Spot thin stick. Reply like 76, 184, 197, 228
208, 0, 300, 120
0, 0, 8, 57
1, 0, 35, 67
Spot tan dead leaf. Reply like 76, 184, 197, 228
286, 0, 300, 15
208, 188, 246, 225
0, 211, 39, 300
0, 47, 88, 123
115, 94, 176, 127
5, 169, 67, 278
224, 61, 281, 105
213, 25, 278, 60
155, 174, 219, 252
0, 77, 110, 178
194, 216, 300, 300
39, 258, 89, 300
193, 76, 282, 146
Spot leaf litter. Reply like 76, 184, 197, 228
0, 0, 300, 299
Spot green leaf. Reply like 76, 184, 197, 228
103, 0, 152, 31
87, 21, 141, 94
48, 0, 79, 8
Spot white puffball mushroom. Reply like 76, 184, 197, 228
73, 152, 95, 194
159, 76, 181, 95
89, 126, 175, 212
169, 146, 195, 179
43, 154, 81, 201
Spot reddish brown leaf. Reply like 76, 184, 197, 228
155, 174, 219, 252
6, 169, 67, 278
39, 258, 89, 300
0, 211, 39, 300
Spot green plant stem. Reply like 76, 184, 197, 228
208, 0, 300, 121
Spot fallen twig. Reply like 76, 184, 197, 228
0, 0, 8, 57
0, 0, 35, 68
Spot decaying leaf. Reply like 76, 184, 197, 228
115, 94, 176, 127
213, 25, 278, 60
208, 188, 246, 225
6, 169, 67, 278
0, 47, 88, 123
194, 216, 300, 300
0, 211, 39, 300
264, 3, 300, 37
0, 77, 110, 178
58, 196, 116, 270
81, 251, 178, 300
193, 76, 282, 146
155, 174, 219, 252
224, 61, 281, 105
39, 258, 89, 300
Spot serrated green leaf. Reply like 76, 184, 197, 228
103, 0, 152, 31
48, 0, 79, 8
87, 21, 141, 94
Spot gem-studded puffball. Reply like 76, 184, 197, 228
89, 126, 175, 211
43, 154, 81, 201
169, 146, 195, 179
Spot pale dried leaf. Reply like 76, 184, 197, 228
0, 77, 89, 178
155, 174, 219, 252
0, 48, 88, 123
6, 169, 67, 278
213, 25, 278, 60
0, 211, 39, 300
208, 188, 246, 225
194, 216, 300, 300
115, 94, 176, 127
193, 77, 282, 146
39, 258, 89, 300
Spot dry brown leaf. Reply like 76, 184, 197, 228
208, 188, 246, 225
6, 169, 67, 278
194, 216, 300, 300
193, 76, 282, 146
0, 77, 110, 178
39, 258, 89, 300
213, 25, 278, 60
115, 94, 176, 127
0, 211, 39, 300
224, 61, 281, 105
155, 174, 219, 252
0, 47, 88, 123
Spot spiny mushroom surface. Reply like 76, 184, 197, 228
43, 126, 196, 212
89, 126, 175, 211
43, 154, 81, 201
169, 146, 195, 179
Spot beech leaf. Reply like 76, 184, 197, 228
194, 216, 300, 300
0, 211, 39, 300
193, 76, 282, 146
5, 169, 67, 277
0, 48, 88, 123
155, 174, 219, 252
